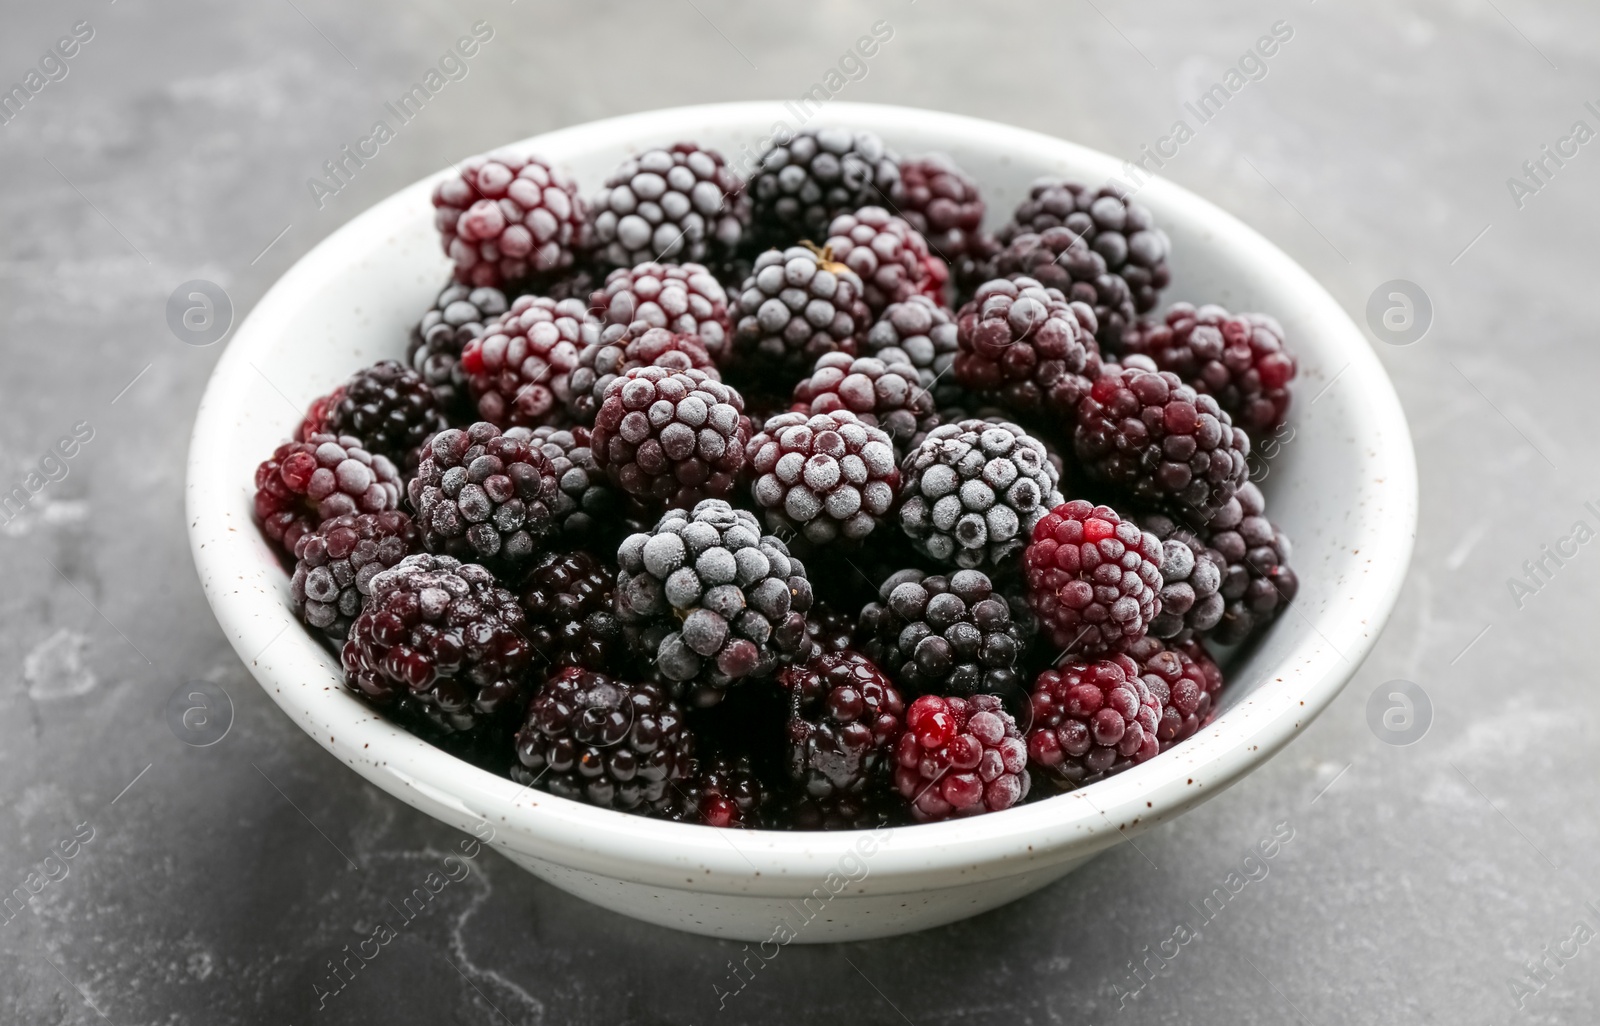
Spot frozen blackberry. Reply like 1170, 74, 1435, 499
1023, 500, 1164, 657
998, 178, 1170, 322
589, 261, 733, 366
1138, 511, 1225, 642
615, 500, 813, 690
1200, 481, 1297, 645
518, 425, 616, 545
301, 360, 448, 469
566, 326, 717, 426
668, 754, 767, 828
862, 296, 963, 406
898, 154, 986, 264
1074, 364, 1251, 519
1123, 635, 1223, 749
591, 366, 749, 511
894, 693, 1029, 822
407, 283, 509, 415
517, 549, 625, 671
897, 418, 1063, 570
824, 206, 942, 317
952, 276, 1099, 418
749, 128, 903, 244
791, 349, 938, 451
859, 568, 1029, 697
290, 511, 419, 640
588, 142, 750, 270
432, 150, 587, 288
512, 666, 693, 813
341, 553, 531, 733
746, 410, 900, 545
779, 648, 905, 809
1026, 653, 1162, 789
408, 423, 560, 572
461, 295, 596, 429
731, 245, 870, 379
989, 228, 1137, 351
1126, 303, 1297, 434
254, 433, 402, 553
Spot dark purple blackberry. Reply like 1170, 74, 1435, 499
862, 296, 962, 406
778, 648, 905, 811
824, 206, 941, 317
897, 418, 1063, 570
407, 423, 560, 573
407, 283, 509, 415
859, 568, 1029, 697
897, 154, 986, 265
746, 410, 901, 545
989, 227, 1136, 351
1199, 482, 1297, 645
790, 350, 937, 451
894, 693, 1029, 821
952, 277, 1100, 419
461, 295, 596, 429
615, 500, 813, 692
512, 666, 693, 813
1023, 500, 1165, 657
254, 433, 402, 553
290, 511, 419, 640
1138, 511, 1225, 642
588, 142, 750, 270
1123, 635, 1224, 749
566, 326, 717, 426
1026, 653, 1163, 789
667, 754, 767, 828
589, 262, 733, 366
748, 128, 903, 245
1125, 303, 1298, 434
301, 360, 449, 469
731, 245, 870, 379
1074, 364, 1251, 519
432, 150, 587, 288
517, 549, 626, 671
518, 425, 616, 546
341, 554, 531, 733
590, 366, 749, 511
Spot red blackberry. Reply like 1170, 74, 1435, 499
897, 418, 1063, 570
1138, 511, 1225, 642
1123, 635, 1224, 749
518, 425, 616, 546
1074, 364, 1251, 519
615, 500, 813, 691
408, 283, 509, 416
517, 548, 625, 671
731, 245, 870, 379
432, 150, 587, 288
289, 510, 419, 640
1126, 303, 1297, 434
863, 296, 962, 406
300, 360, 448, 469
952, 276, 1099, 418
746, 410, 900, 545
567, 326, 717, 426
512, 665, 693, 813
897, 154, 986, 265
407, 423, 560, 573
254, 433, 402, 553
790, 350, 937, 451
824, 206, 941, 317
341, 553, 531, 733
590, 366, 749, 511
859, 568, 1030, 697
589, 261, 733, 366
989, 228, 1136, 351
749, 128, 903, 244
461, 295, 596, 429
1200, 482, 1297, 645
1026, 653, 1163, 789
668, 754, 767, 828
1023, 500, 1164, 657
894, 693, 1030, 822
779, 649, 905, 810
588, 143, 749, 270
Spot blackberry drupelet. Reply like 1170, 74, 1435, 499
1023, 500, 1165, 657
862, 295, 963, 407
791, 349, 937, 451
1026, 653, 1163, 788
823, 206, 942, 316
952, 276, 1100, 418
1126, 303, 1297, 434
1123, 635, 1223, 749
512, 666, 693, 813
731, 245, 870, 379
301, 360, 448, 469
894, 693, 1029, 822
778, 648, 905, 811
897, 154, 986, 265
858, 568, 1029, 697
517, 549, 624, 670
1139, 510, 1225, 641
588, 142, 749, 270
518, 425, 616, 546
668, 754, 767, 827
254, 433, 402, 553
746, 410, 901, 545
589, 262, 733, 366
989, 228, 1136, 351
590, 366, 749, 510
432, 150, 587, 288
567, 326, 717, 426
897, 418, 1063, 570
408, 423, 560, 573
1200, 481, 1297, 645
461, 295, 596, 429
748, 128, 903, 244
290, 510, 419, 640
408, 283, 509, 416
341, 553, 532, 733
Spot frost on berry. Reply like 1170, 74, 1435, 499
746, 410, 900, 545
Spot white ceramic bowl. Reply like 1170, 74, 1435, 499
187, 102, 1416, 942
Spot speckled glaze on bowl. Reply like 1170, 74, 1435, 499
187, 103, 1416, 942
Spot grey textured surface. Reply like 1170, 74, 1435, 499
1, 0, 1594, 1023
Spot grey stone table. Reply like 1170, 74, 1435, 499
2, 0, 1593, 1022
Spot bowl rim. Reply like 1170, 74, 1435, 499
187, 101, 1417, 895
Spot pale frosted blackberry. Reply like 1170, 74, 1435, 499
589, 142, 749, 269
824, 206, 941, 317
953, 276, 1100, 417
566, 326, 717, 426
290, 510, 419, 640
1026, 653, 1163, 789
517, 425, 616, 545
1023, 500, 1164, 657
749, 128, 903, 244
746, 410, 901, 545
897, 418, 1063, 570
1138, 511, 1225, 642
778, 649, 905, 809
863, 296, 963, 406
790, 350, 937, 450
589, 262, 733, 365
513, 666, 693, 813
1123, 635, 1224, 749
341, 554, 531, 733
990, 228, 1137, 350
894, 693, 1029, 822
408, 283, 509, 415
254, 433, 402, 553
300, 360, 448, 468
517, 549, 624, 670
1200, 482, 1297, 645
408, 423, 560, 572
615, 500, 813, 690
731, 245, 870, 378
1126, 303, 1297, 434
432, 150, 587, 288
462, 295, 598, 429
859, 568, 1030, 697
898, 154, 985, 263
591, 366, 749, 511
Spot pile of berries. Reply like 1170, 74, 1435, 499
255, 126, 1303, 831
